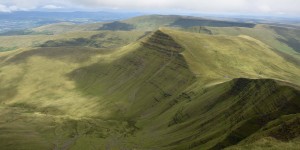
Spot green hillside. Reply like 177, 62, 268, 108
115, 15, 255, 31
184, 25, 300, 63
0, 30, 147, 51
22, 15, 256, 34
0, 15, 259, 52
0, 26, 300, 150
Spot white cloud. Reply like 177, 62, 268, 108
67, 0, 300, 15
258, 5, 272, 12
0, 4, 24, 12
43, 5, 62, 9
8, 0, 39, 9
0, 4, 11, 12
8, 5, 19, 11
0, 0, 299, 15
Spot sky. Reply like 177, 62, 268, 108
0, 0, 299, 16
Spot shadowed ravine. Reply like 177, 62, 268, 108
0, 28, 300, 150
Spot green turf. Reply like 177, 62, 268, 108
0, 18, 299, 149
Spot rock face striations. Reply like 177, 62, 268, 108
0, 26, 299, 149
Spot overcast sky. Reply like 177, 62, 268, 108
0, 0, 299, 16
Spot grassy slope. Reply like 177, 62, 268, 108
0, 30, 147, 51
226, 114, 300, 150
0, 28, 299, 149
23, 15, 183, 34
122, 15, 255, 31
184, 25, 300, 62
29, 15, 255, 33
0, 15, 257, 52
32, 22, 106, 34
165, 28, 300, 85
123, 15, 182, 30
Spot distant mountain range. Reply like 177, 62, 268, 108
0, 14, 299, 149
0, 11, 141, 32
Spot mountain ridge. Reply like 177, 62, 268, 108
0, 25, 299, 149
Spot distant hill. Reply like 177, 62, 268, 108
184, 24, 300, 65
0, 11, 141, 33
121, 15, 256, 30
24, 15, 256, 34
0, 26, 299, 149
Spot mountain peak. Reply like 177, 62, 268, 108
141, 29, 183, 54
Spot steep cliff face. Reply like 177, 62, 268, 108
67, 30, 196, 119
131, 78, 300, 149
210, 78, 300, 149
0, 29, 299, 149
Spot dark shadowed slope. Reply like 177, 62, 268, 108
0, 28, 299, 149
